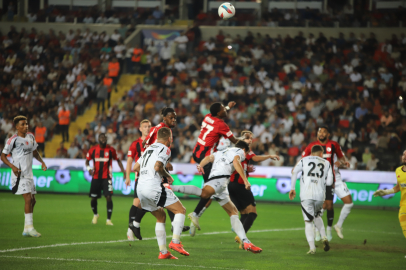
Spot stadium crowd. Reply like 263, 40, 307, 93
0, 20, 406, 171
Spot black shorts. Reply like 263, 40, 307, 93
228, 181, 256, 211
89, 179, 113, 198
193, 150, 213, 183
133, 180, 138, 198
326, 185, 334, 201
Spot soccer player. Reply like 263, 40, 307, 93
189, 102, 239, 232
142, 107, 189, 232
124, 119, 151, 240
300, 125, 349, 241
86, 133, 125, 225
1, 116, 47, 237
229, 131, 279, 248
133, 127, 189, 259
171, 140, 263, 253
331, 156, 354, 239
374, 149, 406, 238
290, 145, 333, 254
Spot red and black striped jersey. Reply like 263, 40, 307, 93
302, 140, 344, 169
230, 151, 256, 184
127, 137, 144, 162
144, 122, 172, 148
86, 145, 118, 180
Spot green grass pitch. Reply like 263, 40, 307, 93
0, 193, 405, 269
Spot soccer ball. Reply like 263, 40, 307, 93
218, 2, 235, 20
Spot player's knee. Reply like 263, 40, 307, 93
105, 196, 112, 202
179, 205, 186, 215
24, 196, 32, 205
200, 190, 211, 199
345, 203, 354, 209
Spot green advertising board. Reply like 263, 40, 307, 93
0, 168, 400, 207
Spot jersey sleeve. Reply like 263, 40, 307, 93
157, 146, 171, 164
30, 133, 38, 151
325, 161, 334, 186
127, 142, 137, 158
144, 127, 156, 147
235, 149, 245, 162
334, 142, 345, 158
2, 137, 16, 155
218, 122, 233, 139
111, 147, 118, 160
86, 148, 94, 161
291, 159, 303, 190
302, 144, 312, 157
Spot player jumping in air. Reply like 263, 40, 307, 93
374, 149, 406, 239
290, 145, 333, 254
1, 116, 47, 237
86, 133, 125, 225
299, 125, 349, 241
171, 140, 263, 253
133, 127, 189, 259
125, 119, 151, 240
188, 102, 239, 233
139, 107, 189, 233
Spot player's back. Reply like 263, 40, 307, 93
396, 166, 406, 207
137, 142, 171, 188
209, 147, 245, 180
298, 156, 332, 201
196, 114, 233, 148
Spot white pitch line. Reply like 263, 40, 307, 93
0, 255, 243, 269
0, 227, 303, 253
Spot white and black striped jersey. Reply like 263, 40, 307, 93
291, 156, 333, 201
208, 147, 245, 181
2, 133, 37, 180
136, 142, 171, 188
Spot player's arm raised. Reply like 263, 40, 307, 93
289, 161, 302, 200
252, 154, 280, 163
374, 183, 400, 197
197, 154, 214, 174
155, 161, 174, 184
233, 155, 251, 190
33, 150, 47, 171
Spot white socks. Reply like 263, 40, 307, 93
171, 185, 202, 197
305, 222, 315, 250
172, 213, 185, 244
133, 221, 140, 228
155, 222, 167, 253
314, 216, 326, 238
336, 203, 353, 228
230, 215, 249, 243
24, 213, 33, 232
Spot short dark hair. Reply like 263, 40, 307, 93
235, 140, 250, 152
158, 127, 172, 140
210, 102, 222, 116
311, 145, 324, 154
161, 107, 175, 117
13, 115, 27, 126
318, 125, 330, 134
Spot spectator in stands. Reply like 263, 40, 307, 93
35, 122, 47, 157
362, 147, 372, 165
27, 12, 37, 22
107, 14, 120, 24
380, 111, 393, 127
55, 142, 68, 158
67, 142, 80, 159
55, 14, 66, 23
58, 105, 71, 142
366, 154, 379, 171
159, 42, 171, 66
291, 128, 304, 146
174, 32, 189, 56
152, 6, 163, 20
347, 151, 358, 170
96, 80, 108, 112
96, 14, 107, 24
83, 14, 94, 24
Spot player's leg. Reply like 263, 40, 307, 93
89, 179, 101, 224
313, 200, 330, 252
324, 185, 335, 241
189, 199, 212, 237
21, 192, 40, 237
221, 200, 262, 253
301, 200, 316, 253
240, 205, 257, 233
128, 180, 145, 240
103, 179, 114, 225
334, 183, 353, 239
189, 162, 213, 225
399, 206, 406, 238
186, 185, 216, 230
151, 208, 177, 259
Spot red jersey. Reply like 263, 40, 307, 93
230, 151, 256, 184
302, 140, 344, 168
127, 137, 145, 162
144, 122, 172, 148
193, 114, 233, 159
86, 145, 118, 180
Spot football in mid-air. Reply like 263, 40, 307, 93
218, 2, 235, 20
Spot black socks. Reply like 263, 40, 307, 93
91, 199, 98, 215
107, 201, 113, 220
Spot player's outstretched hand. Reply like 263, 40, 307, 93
247, 165, 256, 173
289, 190, 296, 200
245, 182, 251, 190
89, 169, 94, 176
124, 177, 131, 188
227, 101, 236, 108
269, 155, 280, 160
41, 162, 47, 171
343, 160, 350, 168
11, 165, 20, 177
197, 165, 205, 174
373, 190, 386, 197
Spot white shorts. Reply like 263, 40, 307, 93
137, 185, 179, 212
301, 199, 323, 222
204, 177, 230, 206
12, 178, 37, 195
335, 181, 351, 199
